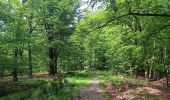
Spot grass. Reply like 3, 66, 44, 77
98, 71, 163, 100
98, 71, 126, 100
144, 93, 160, 100
0, 71, 94, 100
110, 75, 124, 85
98, 71, 110, 100
56, 71, 94, 100
98, 71, 124, 85
135, 91, 160, 100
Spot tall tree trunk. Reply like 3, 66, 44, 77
45, 22, 55, 75
89, 61, 92, 71
54, 46, 60, 74
28, 15, 33, 79
163, 47, 169, 87
13, 48, 18, 81
28, 46, 33, 78
166, 71, 169, 87
144, 46, 149, 79
149, 41, 156, 79
49, 47, 55, 75
54, 50, 58, 74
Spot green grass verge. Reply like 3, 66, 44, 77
98, 71, 160, 100
0, 71, 94, 100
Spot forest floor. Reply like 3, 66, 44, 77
103, 76, 170, 100
0, 74, 58, 82
0, 72, 94, 100
75, 77, 103, 100
0, 72, 169, 100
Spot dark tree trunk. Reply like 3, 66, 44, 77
13, 48, 18, 81
149, 69, 154, 79
28, 15, 33, 79
0, 67, 4, 78
102, 56, 106, 68
80, 65, 83, 71
89, 61, 92, 71
13, 68, 18, 81
80, 61, 83, 71
166, 71, 169, 87
28, 46, 33, 78
49, 47, 55, 75
54, 47, 60, 74
54, 49, 58, 74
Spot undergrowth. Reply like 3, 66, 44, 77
0, 71, 93, 100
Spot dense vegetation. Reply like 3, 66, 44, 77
0, 0, 170, 99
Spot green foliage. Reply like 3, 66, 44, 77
0, 72, 93, 100
0, 0, 170, 98
71, 0, 170, 80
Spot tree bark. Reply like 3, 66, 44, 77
28, 15, 34, 79
163, 47, 169, 87
129, 12, 170, 17
144, 49, 149, 79
13, 48, 18, 81
54, 48, 58, 74
28, 46, 33, 78
166, 71, 169, 87
49, 47, 55, 75
80, 64, 83, 71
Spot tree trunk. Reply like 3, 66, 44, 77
144, 56, 149, 79
0, 67, 3, 78
54, 47, 60, 74
54, 51, 58, 74
89, 61, 92, 71
13, 68, 18, 81
49, 47, 55, 75
28, 15, 33, 79
28, 46, 33, 78
166, 71, 169, 87
13, 48, 18, 81
80, 61, 83, 71
80, 65, 83, 71
149, 41, 155, 79
149, 67, 154, 79
163, 47, 169, 87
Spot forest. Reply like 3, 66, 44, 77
0, 0, 170, 100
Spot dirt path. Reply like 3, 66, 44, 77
75, 77, 103, 100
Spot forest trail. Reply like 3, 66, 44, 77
75, 77, 103, 100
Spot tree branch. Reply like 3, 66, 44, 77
89, 0, 170, 33
125, 0, 170, 17
89, 14, 128, 33
32, 19, 41, 31
129, 12, 170, 17
144, 24, 170, 43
